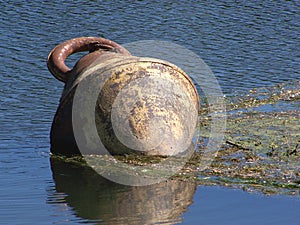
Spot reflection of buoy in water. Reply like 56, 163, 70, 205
47, 37, 199, 156
49, 157, 197, 224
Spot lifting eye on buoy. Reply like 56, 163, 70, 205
47, 37, 199, 157
47, 37, 130, 83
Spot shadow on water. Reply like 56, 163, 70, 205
48, 156, 197, 224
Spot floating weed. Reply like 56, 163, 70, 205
194, 80, 300, 195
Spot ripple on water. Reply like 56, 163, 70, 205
0, 0, 299, 224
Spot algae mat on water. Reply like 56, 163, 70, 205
195, 80, 300, 195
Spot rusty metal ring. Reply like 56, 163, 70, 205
47, 37, 130, 83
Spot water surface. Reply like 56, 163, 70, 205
0, 0, 299, 224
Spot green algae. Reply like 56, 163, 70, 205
225, 111, 299, 156
194, 80, 300, 195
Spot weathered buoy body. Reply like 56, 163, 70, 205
48, 37, 199, 156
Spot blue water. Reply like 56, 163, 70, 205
183, 186, 300, 225
0, 0, 299, 224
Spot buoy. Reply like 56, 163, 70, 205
47, 37, 199, 156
